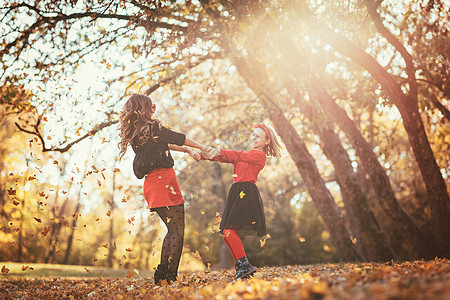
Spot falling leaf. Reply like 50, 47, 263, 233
232, 174, 238, 177
113, 168, 121, 173
192, 250, 202, 261
126, 271, 135, 278
260, 234, 271, 248
102, 243, 108, 249
13, 200, 20, 206
166, 217, 171, 223
165, 150, 169, 157
97, 179, 102, 187
22, 265, 29, 271
126, 248, 132, 252
350, 236, 357, 244
34, 217, 42, 223
39, 191, 46, 197
85, 267, 91, 274
41, 226, 50, 236
1, 265, 9, 275
53, 160, 59, 165
106, 211, 111, 217
299, 237, 306, 242
7, 187, 16, 195
121, 196, 127, 203
239, 191, 246, 199
201, 211, 205, 215
92, 258, 98, 262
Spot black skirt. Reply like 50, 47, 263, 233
220, 182, 266, 238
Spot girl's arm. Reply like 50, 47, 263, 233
184, 136, 210, 152
169, 144, 187, 152
169, 144, 201, 162
208, 149, 266, 163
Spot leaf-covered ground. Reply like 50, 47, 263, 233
1, 259, 449, 299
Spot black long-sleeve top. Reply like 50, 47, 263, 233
131, 122, 186, 179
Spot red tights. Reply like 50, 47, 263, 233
222, 229, 246, 261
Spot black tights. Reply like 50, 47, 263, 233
154, 204, 185, 274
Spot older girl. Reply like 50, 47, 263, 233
118, 94, 206, 284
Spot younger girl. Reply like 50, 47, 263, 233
203, 124, 285, 280
118, 94, 207, 284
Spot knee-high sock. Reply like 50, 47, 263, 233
222, 229, 246, 261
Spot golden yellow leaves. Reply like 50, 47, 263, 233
239, 191, 246, 199
128, 216, 135, 225
166, 185, 177, 195
260, 234, 271, 248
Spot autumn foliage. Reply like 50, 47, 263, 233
1, 259, 449, 299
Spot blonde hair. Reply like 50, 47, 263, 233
118, 94, 160, 159
255, 124, 286, 158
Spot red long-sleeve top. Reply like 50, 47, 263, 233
207, 149, 266, 183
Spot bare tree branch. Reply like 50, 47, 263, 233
15, 119, 118, 153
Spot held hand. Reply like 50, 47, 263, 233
204, 148, 220, 159
186, 148, 201, 162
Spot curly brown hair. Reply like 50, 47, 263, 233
118, 94, 160, 159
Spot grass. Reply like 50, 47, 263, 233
0, 262, 154, 278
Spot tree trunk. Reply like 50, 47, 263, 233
265, 21, 441, 259
299, 10, 450, 255
308, 81, 439, 259
268, 107, 361, 261
107, 166, 117, 268
211, 162, 234, 268
285, 85, 394, 261
64, 146, 92, 264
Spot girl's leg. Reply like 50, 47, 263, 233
155, 205, 185, 274
223, 236, 237, 261
222, 229, 246, 261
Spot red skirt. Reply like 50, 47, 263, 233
143, 168, 184, 210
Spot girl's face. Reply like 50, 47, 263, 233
251, 127, 269, 151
